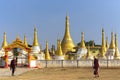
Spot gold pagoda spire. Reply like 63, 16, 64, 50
101, 28, 106, 57
86, 45, 91, 59
45, 41, 51, 60
51, 45, 55, 55
24, 35, 28, 47
61, 15, 75, 54
2, 32, 8, 48
33, 27, 39, 46
80, 32, 86, 48
109, 32, 115, 49
56, 39, 63, 56
114, 34, 119, 59
106, 37, 109, 50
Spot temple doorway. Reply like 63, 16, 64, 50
12, 48, 28, 67
4, 38, 31, 68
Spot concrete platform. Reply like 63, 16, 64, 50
0, 67, 35, 77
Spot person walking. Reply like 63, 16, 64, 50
10, 58, 16, 76
93, 56, 99, 77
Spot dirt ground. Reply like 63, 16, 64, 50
0, 67, 120, 80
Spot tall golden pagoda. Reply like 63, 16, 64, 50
114, 34, 120, 59
24, 35, 28, 47
100, 28, 106, 57
79, 32, 86, 48
45, 41, 51, 60
109, 32, 115, 49
2, 32, 8, 48
61, 15, 75, 54
33, 27, 39, 46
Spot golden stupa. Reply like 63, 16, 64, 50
33, 27, 39, 46
79, 32, 86, 48
23, 35, 28, 47
114, 34, 120, 59
61, 15, 75, 54
45, 41, 51, 60
109, 32, 115, 49
2, 32, 8, 48
56, 39, 63, 56
100, 28, 106, 57
105, 37, 109, 50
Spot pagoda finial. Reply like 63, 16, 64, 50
65, 15, 70, 39
115, 34, 118, 48
16, 35, 21, 41
109, 32, 115, 49
80, 32, 86, 48
106, 37, 109, 50
2, 32, 8, 48
24, 35, 28, 47
61, 15, 75, 54
114, 34, 119, 59
101, 28, 106, 57
56, 38, 63, 56
102, 28, 105, 49
45, 41, 51, 60
33, 26, 39, 46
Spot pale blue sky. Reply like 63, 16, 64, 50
0, 0, 120, 49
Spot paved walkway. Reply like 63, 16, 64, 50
0, 67, 35, 77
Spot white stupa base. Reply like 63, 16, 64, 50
106, 49, 115, 60
33, 53, 45, 60
55, 56, 64, 60
77, 48, 87, 60
31, 51, 45, 60
31, 46, 40, 54
0, 48, 13, 57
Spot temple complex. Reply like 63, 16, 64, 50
0, 15, 119, 68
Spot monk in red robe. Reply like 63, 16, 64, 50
10, 58, 16, 76
93, 56, 99, 77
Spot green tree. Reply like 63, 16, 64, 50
77, 40, 95, 47
12, 48, 19, 57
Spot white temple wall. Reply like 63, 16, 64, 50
37, 60, 120, 68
